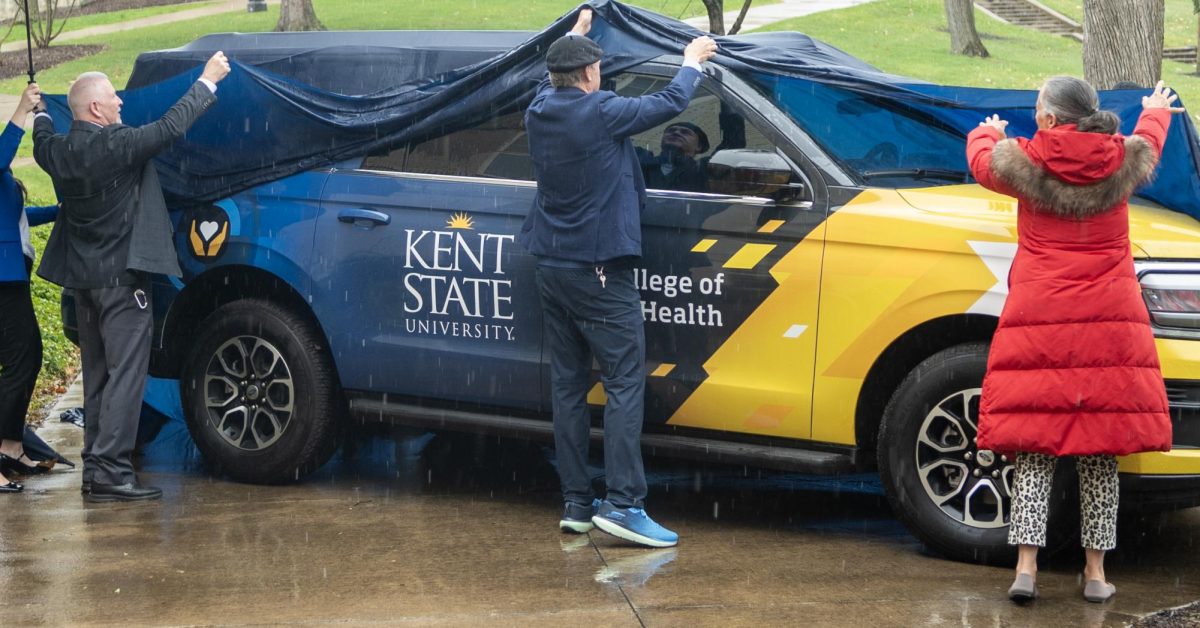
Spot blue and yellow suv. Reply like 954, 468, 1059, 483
62, 30, 1200, 563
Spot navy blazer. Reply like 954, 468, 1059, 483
519, 64, 702, 263
0, 122, 57, 283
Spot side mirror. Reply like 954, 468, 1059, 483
705, 149, 806, 202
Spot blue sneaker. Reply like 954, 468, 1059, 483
591, 500, 678, 548
560, 498, 601, 533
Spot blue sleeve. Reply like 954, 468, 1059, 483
598, 66, 702, 140
0, 121, 25, 170
25, 204, 57, 227
529, 73, 554, 108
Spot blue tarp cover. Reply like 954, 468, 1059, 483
43, 0, 1200, 220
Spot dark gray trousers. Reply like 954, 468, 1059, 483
75, 278, 151, 486
536, 263, 647, 509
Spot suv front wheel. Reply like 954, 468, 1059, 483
878, 342, 1017, 563
878, 342, 1078, 564
181, 299, 342, 484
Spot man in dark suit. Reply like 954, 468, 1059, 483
33, 52, 230, 502
519, 8, 716, 548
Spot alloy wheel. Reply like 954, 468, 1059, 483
202, 336, 296, 451
914, 388, 1014, 529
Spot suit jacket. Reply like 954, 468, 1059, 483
33, 81, 216, 288
0, 121, 57, 283
519, 64, 701, 263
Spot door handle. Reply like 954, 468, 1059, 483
337, 208, 391, 227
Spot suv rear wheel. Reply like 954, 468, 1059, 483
181, 299, 342, 483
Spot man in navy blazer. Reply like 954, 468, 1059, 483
519, 7, 716, 548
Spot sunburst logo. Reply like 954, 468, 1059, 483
446, 212, 475, 230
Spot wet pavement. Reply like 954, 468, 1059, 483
3, 380, 1200, 626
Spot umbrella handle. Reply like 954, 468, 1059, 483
24, 0, 34, 84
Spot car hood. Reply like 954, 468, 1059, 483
896, 184, 1200, 260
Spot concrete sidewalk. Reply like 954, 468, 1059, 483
684, 0, 875, 32
4, 384, 1200, 625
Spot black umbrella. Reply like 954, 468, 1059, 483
23, 425, 73, 468
23, 0, 34, 83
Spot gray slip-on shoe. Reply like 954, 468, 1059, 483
1008, 572, 1037, 601
1083, 579, 1116, 603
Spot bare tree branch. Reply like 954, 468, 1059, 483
728, 0, 753, 35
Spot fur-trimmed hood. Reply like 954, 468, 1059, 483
989, 126, 1158, 219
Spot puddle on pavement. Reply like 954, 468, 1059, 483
128, 377, 908, 540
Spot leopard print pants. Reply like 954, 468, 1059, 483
1007, 452, 1119, 551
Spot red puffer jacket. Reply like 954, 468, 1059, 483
967, 109, 1173, 456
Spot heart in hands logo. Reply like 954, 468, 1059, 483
187, 206, 231, 260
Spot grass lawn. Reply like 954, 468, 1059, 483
765, 0, 1200, 123
1034, 0, 1199, 49
1, 0, 715, 96
3, 0, 223, 49
765, 1, 1083, 87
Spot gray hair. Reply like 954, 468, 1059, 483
1040, 76, 1120, 134
67, 71, 112, 116
549, 66, 588, 89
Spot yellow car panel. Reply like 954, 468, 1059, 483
666, 230, 826, 438
811, 188, 1014, 444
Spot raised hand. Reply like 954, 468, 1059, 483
15, 82, 41, 116
980, 113, 1008, 137
201, 51, 231, 84
1143, 80, 1186, 114
572, 8, 593, 36
684, 36, 718, 65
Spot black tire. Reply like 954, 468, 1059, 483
878, 342, 1076, 564
180, 299, 342, 484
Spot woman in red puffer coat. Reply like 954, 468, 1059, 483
967, 77, 1178, 604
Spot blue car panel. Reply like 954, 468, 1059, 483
310, 169, 544, 409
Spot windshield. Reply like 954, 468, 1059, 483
750, 73, 971, 187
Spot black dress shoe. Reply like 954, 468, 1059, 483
0, 453, 48, 477
0, 479, 24, 493
85, 482, 162, 502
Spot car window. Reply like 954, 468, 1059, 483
612, 73, 803, 200
361, 110, 535, 181
749, 72, 968, 186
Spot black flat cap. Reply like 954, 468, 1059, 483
546, 35, 603, 72
666, 122, 710, 153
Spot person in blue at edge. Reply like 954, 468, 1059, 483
0, 83, 59, 493
519, 7, 717, 548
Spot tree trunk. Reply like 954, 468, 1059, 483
728, 0, 753, 35
275, 0, 325, 32
944, 0, 989, 57
1084, 0, 1163, 89
701, 0, 725, 35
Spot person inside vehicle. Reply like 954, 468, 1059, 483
637, 104, 748, 194
638, 122, 710, 192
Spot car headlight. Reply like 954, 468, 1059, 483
1139, 265, 1200, 332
